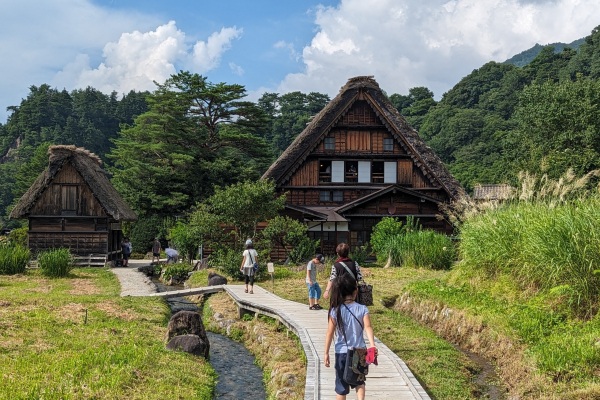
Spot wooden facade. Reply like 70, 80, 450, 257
263, 76, 466, 258
10, 145, 136, 259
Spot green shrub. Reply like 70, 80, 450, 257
0, 244, 30, 274
288, 236, 318, 264
38, 248, 72, 277
261, 215, 313, 261
350, 244, 371, 266
7, 227, 28, 247
370, 216, 421, 263
370, 217, 407, 261
208, 248, 245, 280
161, 263, 191, 282
168, 221, 200, 263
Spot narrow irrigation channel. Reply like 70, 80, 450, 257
457, 345, 506, 400
155, 280, 267, 400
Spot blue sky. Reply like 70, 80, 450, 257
1, 0, 600, 123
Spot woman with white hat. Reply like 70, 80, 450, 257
239, 239, 258, 294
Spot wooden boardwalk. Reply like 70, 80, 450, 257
146, 283, 430, 400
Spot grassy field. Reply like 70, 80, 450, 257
0, 268, 215, 400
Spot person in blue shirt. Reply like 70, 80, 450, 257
324, 272, 376, 399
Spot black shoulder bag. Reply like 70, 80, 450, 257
339, 262, 373, 306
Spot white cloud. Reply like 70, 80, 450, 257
55, 22, 242, 96
0, 0, 156, 120
55, 21, 186, 94
191, 27, 243, 72
0, 1, 243, 122
276, 0, 600, 99
229, 62, 245, 76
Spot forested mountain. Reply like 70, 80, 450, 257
2, 25, 600, 229
504, 38, 585, 67
419, 25, 600, 190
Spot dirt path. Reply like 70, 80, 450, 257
109, 259, 157, 296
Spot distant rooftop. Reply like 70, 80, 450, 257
472, 184, 515, 201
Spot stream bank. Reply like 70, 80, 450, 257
155, 279, 267, 400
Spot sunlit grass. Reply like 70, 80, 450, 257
0, 268, 215, 400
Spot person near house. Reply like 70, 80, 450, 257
121, 237, 132, 267
323, 242, 363, 299
324, 272, 376, 399
306, 253, 324, 310
165, 247, 179, 264
151, 238, 161, 263
240, 239, 258, 294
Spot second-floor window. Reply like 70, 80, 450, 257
320, 190, 344, 202
383, 137, 394, 151
324, 137, 335, 151
371, 162, 384, 183
61, 185, 78, 215
319, 161, 332, 182
345, 161, 358, 182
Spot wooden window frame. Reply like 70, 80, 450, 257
319, 160, 332, 183
371, 161, 384, 183
319, 191, 332, 202
61, 185, 78, 215
345, 161, 358, 183
383, 137, 394, 151
324, 137, 335, 151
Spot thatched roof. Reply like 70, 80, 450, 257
262, 76, 466, 200
10, 145, 137, 221
472, 184, 515, 201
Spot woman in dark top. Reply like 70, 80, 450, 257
323, 242, 363, 299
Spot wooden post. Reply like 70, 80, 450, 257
267, 262, 274, 292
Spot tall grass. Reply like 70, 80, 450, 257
380, 230, 456, 270
38, 248, 73, 277
0, 243, 30, 274
460, 198, 600, 318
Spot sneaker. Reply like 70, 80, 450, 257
314, 304, 323, 310
309, 305, 318, 310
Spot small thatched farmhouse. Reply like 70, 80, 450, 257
263, 76, 466, 256
10, 145, 136, 261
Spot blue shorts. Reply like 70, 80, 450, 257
306, 282, 321, 299
334, 352, 364, 395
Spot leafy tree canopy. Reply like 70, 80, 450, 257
108, 71, 274, 217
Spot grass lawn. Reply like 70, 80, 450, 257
0, 268, 215, 400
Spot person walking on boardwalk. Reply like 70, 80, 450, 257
151, 237, 161, 263
240, 238, 258, 294
324, 272, 376, 400
306, 254, 324, 310
323, 242, 363, 299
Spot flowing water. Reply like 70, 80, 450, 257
155, 280, 267, 399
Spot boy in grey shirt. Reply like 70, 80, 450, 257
306, 254, 324, 310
